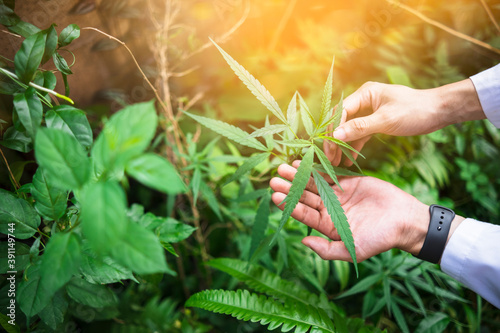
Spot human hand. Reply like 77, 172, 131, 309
325, 79, 485, 166
269, 161, 431, 262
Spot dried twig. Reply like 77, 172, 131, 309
387, 0, 500, 56
0, 147, 20, 189
479, 0, 500, 34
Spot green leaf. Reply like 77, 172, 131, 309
38, 291, 68, 330
45, 105, 93, 149
35, 128, 91, 190
183, 111, 267, 151
0, 189, 40, 239
53, 52, 72, 75
234, 188, 268, 202
249, 191, 271, 260
59, 24, 80, 47
391, 301, 409, 333
8, 20, 40, 38
31, 167, 68, 221
286, 92, 299, 135
211, 39, 287, 124
298, 92, 315, 136
313, 145, 341, 189
0, 126, 32, 153
92, 101, 158, 173
186, 289, 335, 333
404, 279, 426, 315
0, 0, 18, 26
110, 221, 172, 275
66, 277, 118, 308
155, 218, 196, 243
126, 153, 186, 194
14, 30, 46, 83
191, 166, 201, 204
333, 93, 343, 130
81, 181, 128, 254
0, 242, 30, 273
0, 312, 20, 333
415, 313, 450, 333
225, 152, 270, 186
318, 57, 334, 125
248, 124, 288, 138
13, 88, 42, 139
313, 163, 364, 177
386, 66, 413, 87
337, 273, 383, 299
320, 136, 365, 159
272, 147, 314, 245
200, 181, 222, 220
80, 247, 137, 284
277, 139, 312, 148
40, 232, 81, 300
41, 25, 58, 65
339, 146, 362, 173
17, 261, 51, 318
312, 169, 358, 277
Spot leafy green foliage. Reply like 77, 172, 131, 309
0, 189, 40, 239
31, 167, 68, 221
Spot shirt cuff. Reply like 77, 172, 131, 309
441, 218, 500, 308
470, 64, 500, 128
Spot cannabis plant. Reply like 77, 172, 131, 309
184, 40, 363, 275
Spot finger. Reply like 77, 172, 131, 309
302, 236, 352, 261
333, 113, 385, 143
272, 193, 339, 240
280, 162, 319, 194
269, 177, 323, 210
343, 136, 371, 167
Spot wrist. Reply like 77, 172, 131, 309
434, 78, 486, 126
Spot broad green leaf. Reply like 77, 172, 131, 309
17, 262, 51, 318
81, 181, 128, 254
249, 191, 271, 260
0, 126, 32, 152
14, 30, 46, 83
298, 92, 315, 136
211, 39, 287, 124
40, 232, 81, 300
415, 313, 450, 333
271, 148, 314, 245
58, 24, 80, 47
126, 153, 186, 194
225, 152, 270, 186
80, 247, 137, 284
184, 111, 267, 151
31, 167, 68, 221
53, 52, 72, 75
248, 124, 288, 138
33, 71, 57, 100
337, 273, 383, 299
155, 218, 196, 243
110, 221, 172, 275
8, 20, 40, 38
0, 189, 40, 239
35, 128, 91, 190
313, 145, 341, 189
0, 242, 30, 273
38, 291, 68, 330
41, 25, 57, 65
66, 277, 118, 308
312, 169, 358, 277
45, 105, 93, 149
0, 71, 22, 95
0, 312, 20, 333
0, 0, 18, 26
13, 88, 42, 139
318, 57, 334, 125
92, 101, 158, 173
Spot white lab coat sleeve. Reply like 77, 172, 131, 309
470, 64, 500, 128
440, 218, 500, 308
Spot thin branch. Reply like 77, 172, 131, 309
0, 28, 22, 38
0, 147, 20, 189
386, 0, 500, 56
479, 0, 500, 34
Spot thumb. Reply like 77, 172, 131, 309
333, 115, 382, 142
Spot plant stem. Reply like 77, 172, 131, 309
479, 0, 500, 34
0, 147, 20, 189
386, 0, 500, 56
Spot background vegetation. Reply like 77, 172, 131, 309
1, 0, 500, 332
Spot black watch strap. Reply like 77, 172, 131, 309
416, 204, 455, 264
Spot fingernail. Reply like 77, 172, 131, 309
333, 128, 346, 141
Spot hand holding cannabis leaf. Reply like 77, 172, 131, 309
326, 79, 485, 166
270, 161, 432, 262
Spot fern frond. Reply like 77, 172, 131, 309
210, 39, 287, 124
186, 289, 336, 333
183, 111, 267, 151
208, 258, 339, 316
